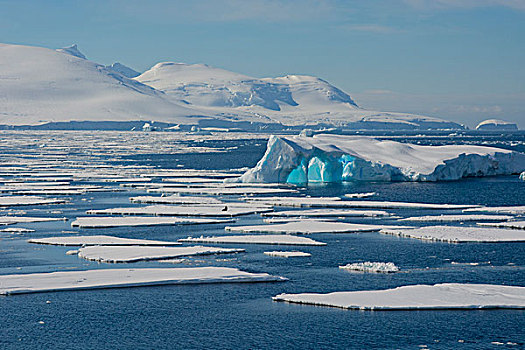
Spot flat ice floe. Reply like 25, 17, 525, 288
382, 226, 525, 243
464, 206, 525, 215
225, 221, 384, 234
239, 134, 525, 183
0, 216, 65, 225
179, 235, 326, 246
344, 192, 376, 198
28, 235, 182, 246
399, 214, 513, 223
87, 204, 272, 217
339, 262, 400, 273
263, 208, 390, 217
478, 221, 525, 230
71, 216, 232, 228
0, 267, 284, 295
147, 186, 297, 195
130, 195, 223, 205
264, 251, 311, 257
0, 196, 66, 206
77, 245, 244, 263
272, 283, 525, 310
246, 197, 477, 210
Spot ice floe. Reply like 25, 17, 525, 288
273, 283, 525, 310
399, 214, 513, 223
239, 134, 525, 183
77, 245, 244, 263
263, 208, 390, 218
264, 251, 311, 257
382, 226, 525, 243
344, 192, 376, 198
147, 186, 297, 195
178, 235, 326, 246
71, 216, 232, 228
339, 262, 400, 273
87, 204, 272, 217
477, 221, 525, 230
0, 196, 66, 206
0, 216, 65, 225
1, 227, 35, 233
225, 221, 385, 234
0, 267, 284, 295
130, 195, 223, 205
464, 206, 525, 215
28, 235, 182, 246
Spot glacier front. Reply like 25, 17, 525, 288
238, 134, 525, 183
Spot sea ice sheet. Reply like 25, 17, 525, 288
225, 221, 384, 234
87, 204, 272, 217
28, 235, 182, 246
71, 216, 232, 228
178, 235, 326, 246
273, 283, 525, 310
382, 226, 525, 243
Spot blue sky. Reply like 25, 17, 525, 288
1, 0, 524, 127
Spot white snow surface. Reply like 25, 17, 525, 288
464, 206, 525, 215
71, 216, 232, 228
238, 134, 525, 183
339, 262, 400, 273
264, 251, 311, 258
0, 196, 66, 206
399, 214, 513, 223
273, 283, 525, 310
478, 221, 525, 230
87, 204, 272, 217
179, 235, 325, 246
382, 226, 525, 243
77, 245, 244, 263
129, 195, 223, 204
225, 221, 384, 234
263, 208, 390, 217
0, 267, 284, 295
0, 216, 64, 225
28, 235, 181, 246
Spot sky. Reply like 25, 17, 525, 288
1, 0, 524, 128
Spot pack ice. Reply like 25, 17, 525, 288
237, 134, 525, 183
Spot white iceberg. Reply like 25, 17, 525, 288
225, 221, 384, 234
339, 262, 400, 273
71, 216, 232, 228
273, 283, 525, 310
178, 235, 325, 246
238, 134, 525, 183
28, 235, 182, 246
0, 267, 285, 295
382, 226, 525, 243
475, 119, 518, 131
77, 245, 244, 263
264, 251, 311, 258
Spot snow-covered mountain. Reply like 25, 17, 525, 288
0, 42, 464, 130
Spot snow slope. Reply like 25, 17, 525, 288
238, 134, 525, 183
0, 43, 200, 126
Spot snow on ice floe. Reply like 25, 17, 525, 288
339, 262, 400, 273
87, 204, 272, 217
0, 216, 65, 225
28, 235, 182, 246
179, 234, 325, 246
71, 216, 233, 228
464, 206, 525, 215
344, 192, 376, 198
238, 134, 525, 183
478, 221, 525, 230
76, 245, 244, 263
398, 214, 513, 223
263, 208, 390, 218
147, 186, 297, 195
0, 196, 66, 206
0, 267, 285, 295
130, 195, 223, 204
272, 283, 525, 310
1, 227, 35, 233
245, 197, 477, 210
264, 251, 311, 258
225, 221, 388, 234
382, 226, 525, 243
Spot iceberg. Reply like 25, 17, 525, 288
339, 262, 400, 273
264, 251, 311, 258
273, 283, 525, 310
238, 134, 525, 183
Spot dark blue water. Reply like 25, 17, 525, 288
1, 136, 524, 349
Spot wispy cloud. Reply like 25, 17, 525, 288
404, 0, 525, 11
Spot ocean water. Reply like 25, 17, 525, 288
0, 133, 524, 349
